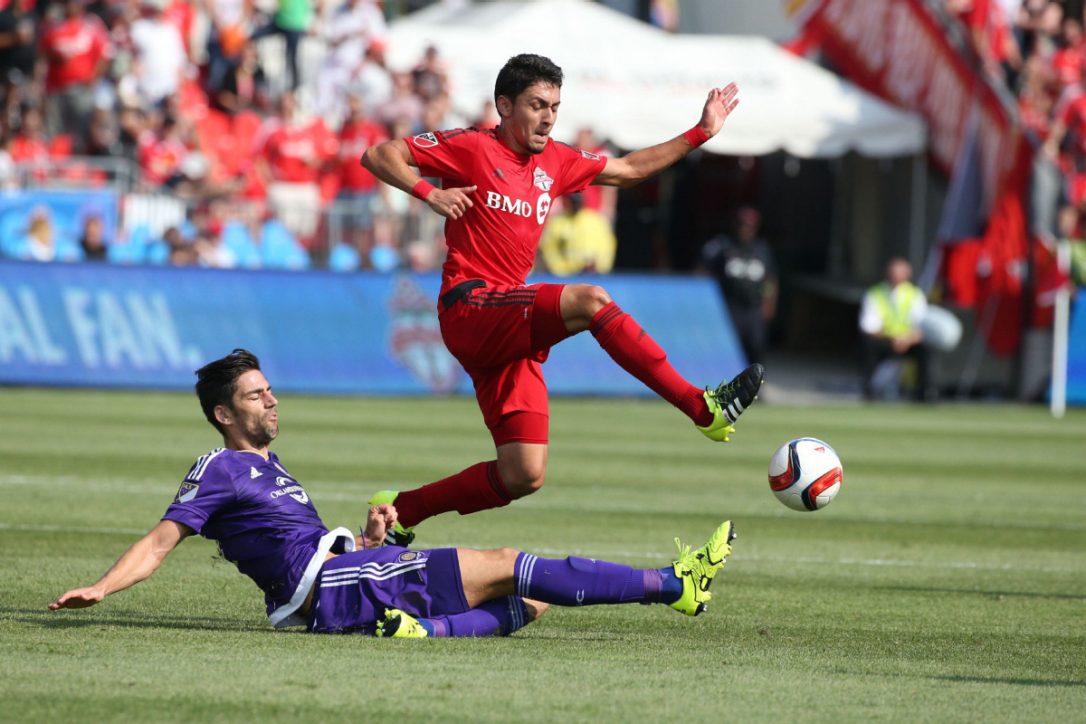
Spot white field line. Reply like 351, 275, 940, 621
3, 522, 1077, 574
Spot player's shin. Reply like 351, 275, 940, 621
588, 302, 711, 426
423, 596, 531, 637
394, 461, 512, 528
513, 553, 680, 606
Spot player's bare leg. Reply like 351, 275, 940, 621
495, 442, 548, 498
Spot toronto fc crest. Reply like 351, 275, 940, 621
533, 167, 553, 192
388, 276, 461, 392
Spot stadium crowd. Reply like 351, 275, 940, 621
1, 0, 1084, 280
0, 0, 511, 271
952, 0, 1086, 266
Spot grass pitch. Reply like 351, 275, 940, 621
1, 387, 1084, 722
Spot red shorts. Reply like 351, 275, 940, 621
439, 281, 571, 446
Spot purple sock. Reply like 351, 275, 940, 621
514, 552, 665, 605
421, 596, 530, 637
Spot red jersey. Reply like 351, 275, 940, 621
1052, 45, 1085, 87
338, 119, 387, 193
258, 119, 337, 184
1058, 92, 1086, 155
139, 135, 188, 184
38, 13, 111, 92
407, 126, 606, 294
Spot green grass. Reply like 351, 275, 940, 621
2, 388, 1085, 722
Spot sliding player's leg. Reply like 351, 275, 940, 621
376, 521, 738, 638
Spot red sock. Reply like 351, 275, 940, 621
393, 461, 512, 529
590, 302, 712, 426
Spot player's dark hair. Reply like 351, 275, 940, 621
195, 349, 261, 434
494, 54, 563, 107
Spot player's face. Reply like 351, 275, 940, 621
502, 82, 561, 155
225, 369, 279, 448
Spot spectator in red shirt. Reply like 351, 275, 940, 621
10, 104, 71, 181
948, 0, 1020, 83
10, 104, 50, 165
254, 90, 337, 244
336, 92, 387, 264
1051, 16, 1085, 86
36, 0, 112, 152
138, 112, 192, 186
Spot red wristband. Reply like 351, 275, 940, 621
683, 126, 710, 149
411, 179, 436, 200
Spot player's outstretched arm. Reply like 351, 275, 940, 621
362, 139, 477, 220
48, 520, 193, 610
594, 83, 739, 188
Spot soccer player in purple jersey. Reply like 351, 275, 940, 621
49, 350, 737, 637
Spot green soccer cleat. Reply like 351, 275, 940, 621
669, 520, 736, 617
375, 608, 429, 638
697, 363, 764, 442
367, 490, 416, 547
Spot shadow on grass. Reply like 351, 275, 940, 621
2, 607, 271, 633
874, 585, 1086, 601
931, 675, 1086, 688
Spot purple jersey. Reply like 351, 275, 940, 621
162, 448, 355, 627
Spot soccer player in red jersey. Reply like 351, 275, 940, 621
362, 54, 763, 544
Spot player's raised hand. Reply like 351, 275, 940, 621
426, 185, 477, 220
49, 586, 105, 610
698, 83, 740, 138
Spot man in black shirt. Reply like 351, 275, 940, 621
701, 207, 778, 364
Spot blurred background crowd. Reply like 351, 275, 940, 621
2, 0, 1086, 280
949, 0, 1086, 260
0, 0, 504, 271
1, 1, 1084, 386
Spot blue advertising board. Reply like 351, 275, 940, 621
1067, 290, 1086, 404
0, 189, 119, 261
0, 261, 745, 396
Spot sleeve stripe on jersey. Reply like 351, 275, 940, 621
441, 127, 481, 140
186, 448, 226, 482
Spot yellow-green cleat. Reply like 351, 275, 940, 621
697, 363, 764, 442
375, 608, 429, 638
367, 490, 416, 546
669, 520, 736, 617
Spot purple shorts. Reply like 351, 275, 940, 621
307, 547, 468, 634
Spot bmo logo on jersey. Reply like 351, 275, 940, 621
485, 191, 553, 225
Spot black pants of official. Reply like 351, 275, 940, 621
728, 305, 767, 365
859, 336, 934, 401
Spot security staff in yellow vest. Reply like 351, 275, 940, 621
858, 257, 933, 401
538, 192, 618, 276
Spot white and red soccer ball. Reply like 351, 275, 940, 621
768, 438, 843, 512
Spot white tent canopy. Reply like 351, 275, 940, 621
385, 0, 926, 158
